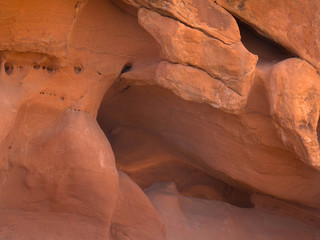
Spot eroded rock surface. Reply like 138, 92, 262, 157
0, 0, 320, 239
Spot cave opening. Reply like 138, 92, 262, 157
235, 19, 294, 63
91, 7, 304, 210
97, 82, 254, 208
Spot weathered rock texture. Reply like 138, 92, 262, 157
0, 0, 320, 239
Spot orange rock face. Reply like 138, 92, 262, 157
0, 0, 320, 239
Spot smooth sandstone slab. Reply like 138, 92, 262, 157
0, 110, 119, 225
0, 209, 109, 240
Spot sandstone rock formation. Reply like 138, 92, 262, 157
215, 0, 320, 71
267, 58, 320, 168
1, 0, 320, 239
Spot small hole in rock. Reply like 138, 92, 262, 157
47, 67, 53, 73
42, 66, 46, 70
120, 63, 132, 74
60, 97, 65, 101
34, 64, 40, 70
74, 65, 82, 74
4, 63, 13, 75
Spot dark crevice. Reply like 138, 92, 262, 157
120, 63, 132, 74
120, 85, 131, 92
235, 19, 295, 63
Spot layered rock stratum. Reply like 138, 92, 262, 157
0, 0, 320, 239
